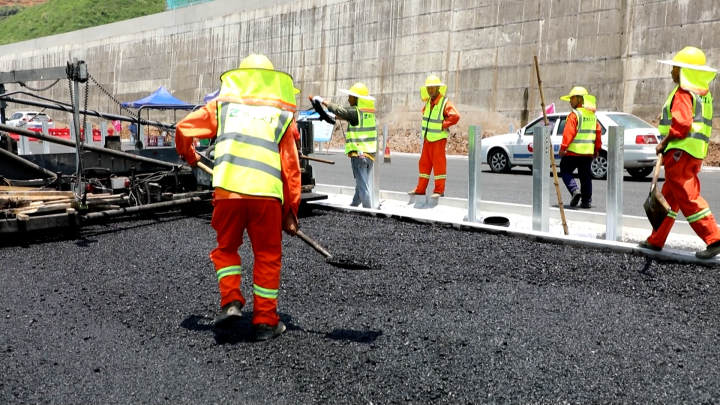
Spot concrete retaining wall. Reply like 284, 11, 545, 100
0, 0, 718, 137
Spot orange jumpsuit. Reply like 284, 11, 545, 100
412, 95, 460, 195
176, 101, 301, 326
646, 88, 720, 248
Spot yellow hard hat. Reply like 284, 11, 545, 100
339, 82, 375, 100
422, 75, 444, 87
560, 86, 589, 101
239, 54, 274, 70
658, 46, 716, 73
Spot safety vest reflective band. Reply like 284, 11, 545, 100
567, 108, 597, 155
686, 207, 711, 223
216, 265, 242, 281
253, 284, 278, 299
422, 96, 448, 142
214, 102, 292, 202
661, 86, 713, 160
346, 106, 377, 154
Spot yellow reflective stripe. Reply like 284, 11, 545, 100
216, 265, 242, 280
419, 173, 431, 179
434, 174, 447, 179
667, 210, 677, 219
253, 284, 278, 299
686, 208, 711, 223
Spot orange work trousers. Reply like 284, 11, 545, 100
413, 138, 447, 195
210, 198, 282, 326
647, 149, 720, 248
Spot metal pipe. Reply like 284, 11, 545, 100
0, 147, 57, 179
0, 123, 186, 169
606, 125, 624, 241
532, 125, 550, 232
71, 79, 83, 196
0, 94, 175, 129
467, 125, 482, 222
81, 196, 204, 221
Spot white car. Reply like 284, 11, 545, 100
6, 111, 54, 130
481, 111, 660, 179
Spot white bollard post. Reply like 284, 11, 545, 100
532, 125, 550, 232
467, 125, 482, 222
606, 125, 624, 241
42, 121, 50, 154
100, 121, 108, 148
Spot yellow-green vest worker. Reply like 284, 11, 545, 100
567, 107, 598, 155
659, 85, 713, 159
213, 66, 296, 202
422, 95, 449, 142
346, 104, 377, 154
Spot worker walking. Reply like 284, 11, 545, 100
409, 75, 460, 198
558, 86, 602, 209
175, 54, 301, 340
310, 83, 377, 208
640, 46, 720, 259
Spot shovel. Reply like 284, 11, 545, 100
296, 229, 378, 270
643, 154, 670, 230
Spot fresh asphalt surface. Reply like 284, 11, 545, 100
2, 206, 720, 403
310, 151, 720, 217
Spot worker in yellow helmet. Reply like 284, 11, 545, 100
309, 82, 377, 208
175, 54, 301, 340
558, 86, 602, 209
409, 74, 460, 198
640, 46, 720, 259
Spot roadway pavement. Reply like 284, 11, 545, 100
310, 150, 720, 218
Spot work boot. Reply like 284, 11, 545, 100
254, 321, 286, 341
695, 241, 720, 260
431, 192, 444, 198
570, 191, 582, 207
213, 300, 243, 328
580, 201, 592, 209
638, 240, 662, 251
407, 190, 421, 196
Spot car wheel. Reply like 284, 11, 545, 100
591, 152, 608, 179
627, 167, 653, 179
488, 149, 510, 173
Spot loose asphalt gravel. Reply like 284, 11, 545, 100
1, 205, 720, 404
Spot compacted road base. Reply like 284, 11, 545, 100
1, 207, 719, 404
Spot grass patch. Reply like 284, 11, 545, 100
0, 0, 166, 45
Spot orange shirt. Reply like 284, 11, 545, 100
667, 87, 694, 140
422, 94, 460, 130
175, 101, 302, 218
560, 109, 602, 157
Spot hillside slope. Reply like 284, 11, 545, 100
0, 0, 165, 45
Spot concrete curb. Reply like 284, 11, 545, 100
310, 184, 720, 267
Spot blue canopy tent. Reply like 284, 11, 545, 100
121, 86, 199, 149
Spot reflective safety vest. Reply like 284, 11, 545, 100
660, 86, 713, 160
212, 68, 297, 202
567, 107, 597, 155
421, 96, 448, 142
346, 101, 377, 154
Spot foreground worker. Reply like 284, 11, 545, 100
558, 86, 602, 209
640, 46, 720, 259
409, 75, 460, 198
175, 54, 301, 340
310, 83, 377, 208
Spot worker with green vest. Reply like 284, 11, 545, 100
558, 86, 602, 209
409, 75, 460, 198
639, 46, 720, 259
175, 54, 301, 340
310, 83, 377, 208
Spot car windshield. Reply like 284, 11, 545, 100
605, 114, 653, 129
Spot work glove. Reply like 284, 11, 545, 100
283, 212, 298, 236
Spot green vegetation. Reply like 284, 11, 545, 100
0, 0, 166, 46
